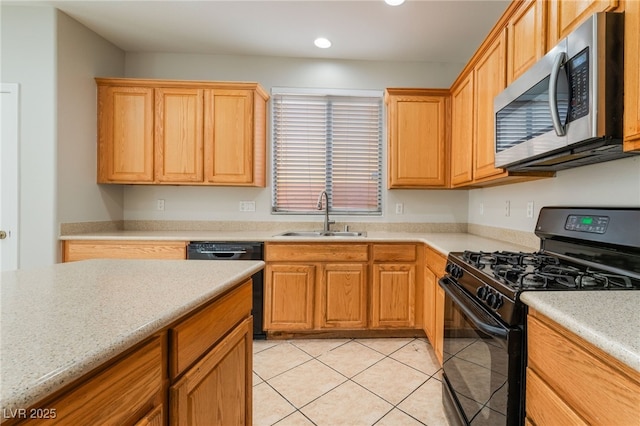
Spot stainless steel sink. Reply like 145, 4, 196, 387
277, 230, 366, 237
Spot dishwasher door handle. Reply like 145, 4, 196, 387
198, 250, 247, 255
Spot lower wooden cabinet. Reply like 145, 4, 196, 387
319, 263, 367, 329
170, 317, 252, 426
18, 280, 254, 426
371, 263, 416, 328
19, 336, 165, 426
264, 243, 369, 332
62, 240, 187, 262
424, 246, 447, 365
526, 309, 640, 425
264, 264, 316, 331
135, 405, 164, 426
264, 242, 424, 334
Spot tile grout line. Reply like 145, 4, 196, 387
253, 337, 441, 425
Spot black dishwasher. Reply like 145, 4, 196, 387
187, 241, 265, 339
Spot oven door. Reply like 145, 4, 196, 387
439, 276, 524, 426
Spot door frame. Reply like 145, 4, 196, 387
1, 83, 20, 270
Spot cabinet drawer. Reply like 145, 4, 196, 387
25, 336, 163, 425
63, 240, 187, 262
425, 246, 446, 276
372, 244, 416, 262
265, 243, 369, 262
170, 317, 252, 426
526, 368, 587, 426
170, 280, 252, 379
527, 312, 640, 425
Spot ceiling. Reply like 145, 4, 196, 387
30, 0, 510, 64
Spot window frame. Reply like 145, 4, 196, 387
270, 87, 383, 216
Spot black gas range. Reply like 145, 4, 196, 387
439, 207, 640, 426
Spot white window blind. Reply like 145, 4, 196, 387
272, 90, 382, 215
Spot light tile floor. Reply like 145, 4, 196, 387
253, 337, 451, 426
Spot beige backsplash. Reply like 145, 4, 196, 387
467, 224, 539, 250
61, 220, 539, 250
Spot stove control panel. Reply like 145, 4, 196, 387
476, 285, 504, 311
564, 214, 609, 234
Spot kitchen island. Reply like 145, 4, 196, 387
0, 258, 264, 423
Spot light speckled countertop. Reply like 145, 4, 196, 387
54, 233, 640, 388
520, 291, 640, 372
60, 230, 537, 255
0, 259, 264, 412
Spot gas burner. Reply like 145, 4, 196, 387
584, 269, 633, 289
518, 273, 550, 289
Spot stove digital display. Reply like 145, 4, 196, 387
565, 215, 609, 234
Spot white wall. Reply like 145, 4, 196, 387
468, 156, 640, 232
1, 6, 125, 267
123, 52, 469, 224
1, 6, 57, 268
56, 10, 125, 225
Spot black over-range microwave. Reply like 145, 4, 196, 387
493, 12, 637, 172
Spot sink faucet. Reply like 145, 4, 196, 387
316, 190, 335, 232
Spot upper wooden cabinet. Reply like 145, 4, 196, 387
547, 0, 619, 47
204, 89, 265, 184
97, 85, 155, 182
624, 0, 640, 151
450, 74, 475, 187
386, 89, 449, 188
155, 87, 204, 183
473, 28, 508, 182
96, 78, 268, 187
507, 0, 547, 84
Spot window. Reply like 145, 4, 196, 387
271, 88, 382, 215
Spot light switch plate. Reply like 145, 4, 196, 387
526, 201, 534, 218
239, 201, 256, 212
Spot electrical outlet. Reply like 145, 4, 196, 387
157, 199, 165, 211
239, 201, 256, 212
395, 203, 404, 214
505, 200, 510, 217
526, 201, 535, 218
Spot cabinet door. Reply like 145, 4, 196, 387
474, 29, 508, 181
204, 90, 254, 185
434, 285, 445, 365
507, 0, 546, 83
450, 74, 474, 187
318, 263, 367, 329
98, 85, 154, 183
387, 92, 447, 188
371, 264, 416, 328
547, 0, 618, 47
155, 88, 204, 183
170, 318, 252, 426
624, 0, 640, 151
423, 266, 436, 343
264, 264, 315, 330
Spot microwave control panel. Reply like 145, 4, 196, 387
567, 48, 589, 123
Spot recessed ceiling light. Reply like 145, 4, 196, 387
314, 37, 332, 49
385, 0, 405, 5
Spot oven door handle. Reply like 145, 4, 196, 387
438, 277, 508, 339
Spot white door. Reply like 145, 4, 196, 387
1, 83, 19, 271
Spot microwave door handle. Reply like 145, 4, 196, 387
549, 52, 567, 136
